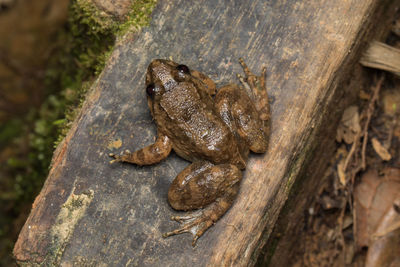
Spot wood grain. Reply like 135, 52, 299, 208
13, 0, 396, 266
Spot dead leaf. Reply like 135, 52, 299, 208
336, 106, 361, 144
366, 228, 400, 267
337, 159, 346, 186
320, 195, 343, 210
371, 138, 392, 161
354, 168, 400, 267
360, 41, 400, 77
342, 214, 353, 230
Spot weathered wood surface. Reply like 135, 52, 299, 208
13, 0, 393, 266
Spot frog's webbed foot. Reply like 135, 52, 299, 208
163, 195, 237, 247
237, 58, 269, 122
162, 210, 210, 247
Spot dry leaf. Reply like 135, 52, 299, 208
337, 159, 346, 186
371, 138, 392, 161
354, 168, 400, 267
366, 229, 400, 267
336, 106, 361, 144
360, 41, 400, 77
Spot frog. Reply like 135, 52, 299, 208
109, 58, 270, 246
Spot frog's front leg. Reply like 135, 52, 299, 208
191, 69, 217, 96
163, 161, 242, 246
109, 133, 172, 165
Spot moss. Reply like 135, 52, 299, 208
117, 0, 158, 36
73, 0, 119, 33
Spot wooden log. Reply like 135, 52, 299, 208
13, 0, 398, 266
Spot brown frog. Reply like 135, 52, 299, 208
109, 58, 270, 246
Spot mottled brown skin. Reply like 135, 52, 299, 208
110, 58, 270, 246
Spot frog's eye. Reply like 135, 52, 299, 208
176, 64, 190, 74
146, 83, 156, 96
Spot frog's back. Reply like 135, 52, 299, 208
156, 83, 244, 167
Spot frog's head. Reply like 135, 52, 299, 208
145, 59, 192, 98
145, 59, 193, 116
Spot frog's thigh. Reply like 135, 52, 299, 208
168, 161, 242, 211
215, 85, 268, 153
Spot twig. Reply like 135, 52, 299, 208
360, 75, 384, 170
385, 117, 397, 149
343, 134, 358, 172
361, 131, 368, 170
343, 74, 384, 180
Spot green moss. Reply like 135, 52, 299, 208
74, 0, 119, 33
68, 197, 84, 210
117, 0, 158, 36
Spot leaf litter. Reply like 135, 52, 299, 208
296, 36, 400, 266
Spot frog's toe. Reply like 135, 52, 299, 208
108, 152, 122, 164
163, 212, 215, 247
162, 226, 190, 237
237, 58, 267, 95
170, 210, 202, 223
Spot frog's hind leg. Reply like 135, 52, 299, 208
163, 161, 242, 246
214, 58, 270, 154
215, 88, 268, 155
163, 193, 238, 246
